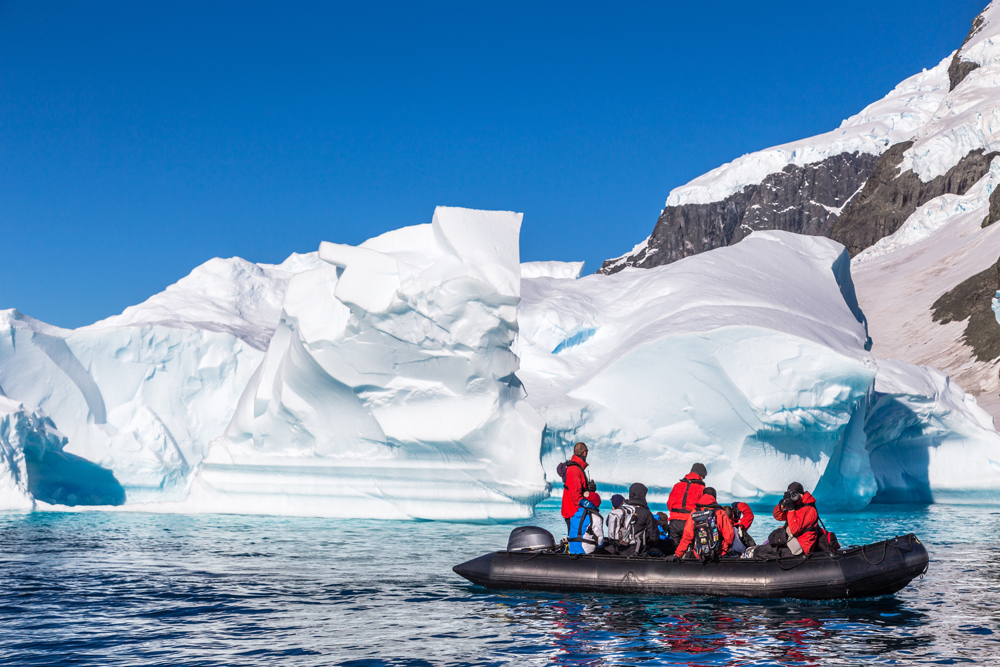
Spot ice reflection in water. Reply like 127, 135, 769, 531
0, 501, 997, 666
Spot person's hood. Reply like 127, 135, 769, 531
682, 472, 704, 482
801, 491, 817, 506
628, 482, 648, 504
571, 454, 588, 469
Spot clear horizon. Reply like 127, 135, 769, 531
0, 0, 985, 328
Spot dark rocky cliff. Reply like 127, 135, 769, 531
600, 5, 994, 275
600, 152, 876, 273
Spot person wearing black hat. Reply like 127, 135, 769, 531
665, 463, 708, 544
752, 481, 824, 559
673, 487, 734, 559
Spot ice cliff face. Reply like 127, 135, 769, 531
185, 207, 547, 521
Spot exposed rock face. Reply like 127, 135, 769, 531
931, 255, 1000, 363
599, 151, 877, 274
949, 12, 986, 91
830, 145, 998, 256
984, 186, 1000, 228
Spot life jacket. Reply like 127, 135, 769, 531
667, 474, 705, 520
615, 503, 644, 549
690, 508, 721, 560
568, 501, 601, 554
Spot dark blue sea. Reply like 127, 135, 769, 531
1, 499, 998, 666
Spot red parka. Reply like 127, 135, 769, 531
732, 501, 754, 531
772, 491, 820, 554
675, 504, 734, 558
666, 472, 705, 521
560, 455, 589, 519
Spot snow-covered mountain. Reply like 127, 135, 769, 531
602, 1, 1000, 423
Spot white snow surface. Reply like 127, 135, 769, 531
664, 55, 951, 207
520, 261, 585, 280
183, 207, 548, 521
660, 2, 1000, 208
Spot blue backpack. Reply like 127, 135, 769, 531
568, 500, 601, 554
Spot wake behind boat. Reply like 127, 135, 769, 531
453, 528, 928, 600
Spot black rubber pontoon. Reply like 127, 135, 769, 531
454, 533, 928, 600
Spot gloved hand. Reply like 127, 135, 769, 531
779, 498, 796, 511
587, 479, 597, 493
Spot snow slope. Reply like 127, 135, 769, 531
184, 207, 547, 521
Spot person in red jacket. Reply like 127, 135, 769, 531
754, 482, 821, 558
726, 501, 756, 553
560, 442, 594, 531
674, 487, 734, 559
666, 463, 707, 544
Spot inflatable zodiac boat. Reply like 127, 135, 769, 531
453, 527, 928, 600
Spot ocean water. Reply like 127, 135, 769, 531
1, 500, 998, 666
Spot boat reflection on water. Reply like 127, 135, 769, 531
483, 591, 935, 666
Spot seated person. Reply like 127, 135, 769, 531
618, 483, 669, 556
604, 494, 626, 551
568, 493, 605, 554
725, 501, 756, 553
674, 487, 734, 560
752, 482, 822, 558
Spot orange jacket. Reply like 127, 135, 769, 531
772, 491, 820, 554
675, 505, 734, 558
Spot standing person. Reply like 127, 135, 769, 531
666, 463, 707, 544
674, 487, 735, 560
753, 482, 822, 558
559, 442, 595, 532
567, 493, 605, 554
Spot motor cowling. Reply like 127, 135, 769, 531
507, 526, 556, 552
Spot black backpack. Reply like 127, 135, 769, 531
690, 509, 720, 560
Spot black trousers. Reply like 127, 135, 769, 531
668, 519, 687, 543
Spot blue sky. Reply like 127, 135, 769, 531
0, 0, 986, 328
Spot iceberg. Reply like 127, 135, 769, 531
518, 231, 884, 508
867, 359, 1000, 504
184, 207, 547, 521
4, 206, 1000, 517
0, 254, 322, 503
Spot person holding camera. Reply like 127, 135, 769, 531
560, 442, 596, 532
753, 482, 821, 558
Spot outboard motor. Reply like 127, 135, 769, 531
507, 526, 556, 552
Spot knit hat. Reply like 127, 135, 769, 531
611, 493, 625, 509
787, 482, 805, 495
702, 486, 717, 498
691, 462, 707, 478
573, 442, 588, 458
